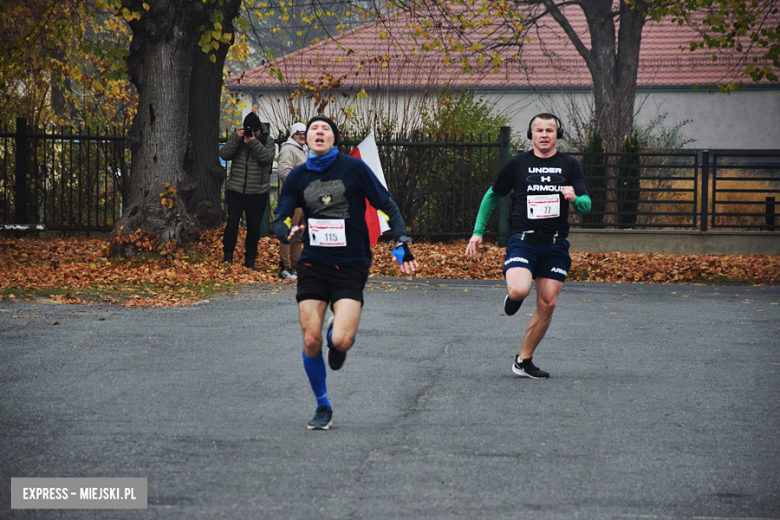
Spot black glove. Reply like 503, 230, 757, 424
392, 242, 414, 265
259, 133, 268, 145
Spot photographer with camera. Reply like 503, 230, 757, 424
219, 112, 276, 269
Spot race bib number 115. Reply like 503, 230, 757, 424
308, 218, 347, 247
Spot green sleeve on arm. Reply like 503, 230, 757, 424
472, 187, 502, 237
571, 194, 591, 214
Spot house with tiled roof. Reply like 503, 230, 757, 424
227, 6, 780, 150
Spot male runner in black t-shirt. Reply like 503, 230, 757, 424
465, 114, 591, 379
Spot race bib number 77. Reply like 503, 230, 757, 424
527, 194, 560, 219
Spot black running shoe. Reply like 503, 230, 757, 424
325, 316, 347, 370
512, 357, 550, 379
307, 405, 333, 430
504, 294, 524, 316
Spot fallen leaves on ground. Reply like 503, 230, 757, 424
1, 226, 278, 307
1, 230, 778, 307
371, 241, 780, 284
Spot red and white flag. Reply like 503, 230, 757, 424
348, 132, 391, 246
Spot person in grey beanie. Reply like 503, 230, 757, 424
272, 115, 419, 430
219, 112, 276, 269
276, 122, 307, 280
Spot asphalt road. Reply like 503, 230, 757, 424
2, 279, 779, 519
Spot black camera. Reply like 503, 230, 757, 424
243, 127, 257, 137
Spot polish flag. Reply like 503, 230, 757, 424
348, 132, 391, 246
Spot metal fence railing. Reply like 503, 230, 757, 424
704, 150, 780, 231
3, 118, 779, 239
0, 118, 127, 234
569, 151, 701, 230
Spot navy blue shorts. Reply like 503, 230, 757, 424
502, 235, 572, 282
296, 262, 369, 306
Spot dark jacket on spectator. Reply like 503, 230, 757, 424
220, 123, 275, 195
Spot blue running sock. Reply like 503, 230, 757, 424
302, 351, 330, 409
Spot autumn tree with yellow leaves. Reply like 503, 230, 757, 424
0, 0, 135, 130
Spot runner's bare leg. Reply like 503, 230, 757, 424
518, 277, 563, 360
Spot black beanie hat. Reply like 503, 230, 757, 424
306, 115, 340, 146
243, 112, 262, 130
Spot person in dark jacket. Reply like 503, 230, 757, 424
219, 112, 276, 269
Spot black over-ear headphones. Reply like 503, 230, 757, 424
527, 113, 564, 140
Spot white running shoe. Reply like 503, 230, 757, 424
280, 269, 297, 281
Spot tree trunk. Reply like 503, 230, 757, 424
110, 0, 220, 256
544, 0, 646, 226
183, 0, 242, 231
578, 0, 645, 152
580, 0, 619, 149
614, 1, 645, 144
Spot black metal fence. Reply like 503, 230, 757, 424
568, 151, 702, 230
568, 149, 780, 232
2, 118, 779, 238
0, 118, 127, 234
705, 150, 780, 231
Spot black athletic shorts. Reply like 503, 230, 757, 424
503, 235, 572, 282
295, 262, 369, 306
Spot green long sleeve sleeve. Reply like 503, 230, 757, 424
472, 187, 501, 237
571, 194, 591, 214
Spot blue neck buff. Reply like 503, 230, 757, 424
306, 147, 339, 172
